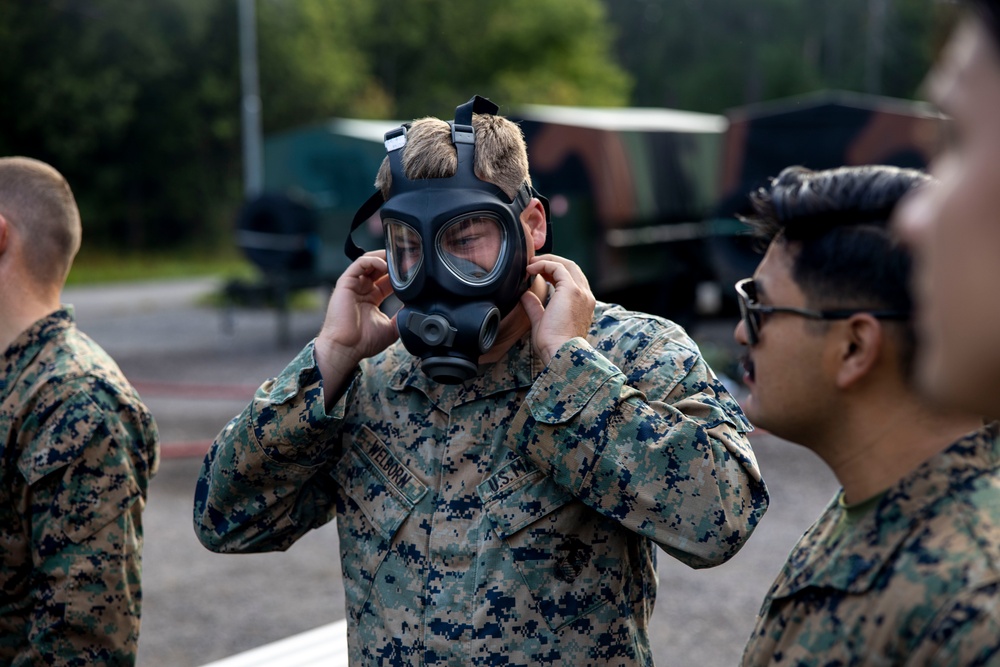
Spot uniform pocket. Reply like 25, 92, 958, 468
479, 461, 627, 631
331, 426, 426, 619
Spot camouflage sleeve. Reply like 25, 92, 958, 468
194, 342, 346, 554
16, 381, 156, 666
510, 335, 768, 568
907, 581, 1000, 667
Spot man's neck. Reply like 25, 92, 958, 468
0, 283, 61, 353
814, 395, 982, 504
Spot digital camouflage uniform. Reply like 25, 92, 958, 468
195, 302, 769, 666
0, 308, 159, 666
743, 423, 1000, 667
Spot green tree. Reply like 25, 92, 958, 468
256, 0, 391, 131
355, 0, 630, 119
256, 0, 631, 123
0, 0, 630, 252
603, 0, 948, 113
0, 0, 242, 248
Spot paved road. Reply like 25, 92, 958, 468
61, 279, 839, 667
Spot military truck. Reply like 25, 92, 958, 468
707, 89, 946, 303
229, 90, 945, 336
231, 104, 727, 331
512, 104, 726, 326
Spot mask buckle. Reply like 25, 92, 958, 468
385, 126, 407, 152
450, 122, 475, 145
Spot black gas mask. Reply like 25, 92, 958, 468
346, 96, 551, 384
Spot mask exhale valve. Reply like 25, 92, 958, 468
405, 313, 456, 347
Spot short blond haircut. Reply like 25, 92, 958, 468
0, 157, 82, 287
375, 113, 531, 200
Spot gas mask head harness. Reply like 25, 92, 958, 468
346, 96, 551, 384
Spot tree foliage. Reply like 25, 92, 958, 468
353, 0, 630, 118
0, 0, 627, 250
255, 0, 392, 131
0, 0, 946, 252
603, 0, 951, 113
0, 0, 242, 247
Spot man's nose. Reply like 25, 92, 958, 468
733, 317, 749, 347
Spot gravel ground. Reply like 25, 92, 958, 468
60, 279, 839, 667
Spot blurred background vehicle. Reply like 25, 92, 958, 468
230, 90, 945, 335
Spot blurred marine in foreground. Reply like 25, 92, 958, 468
194, 96, 768, 666
895, 0, 1000, 422
0, 157, 160, 665
735, 165, 999, 665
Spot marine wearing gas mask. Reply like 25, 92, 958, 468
347, 96, 550, 384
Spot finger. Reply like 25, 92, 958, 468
355, 272, 395, 308
527, 258, 588, 289
520, 289, 544, 328
530, 253, 579, 269
342, 254, 390, 288
373, 272, 395, 301
346, 261, 387, 283
528, 254, 586, 281
359, 254, 389, 275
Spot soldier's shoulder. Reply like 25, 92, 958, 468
591, 301, 696, 347
935, 468, 1000, 555
32, 326, 143, 405
899, 477, 1000, 656
589, 301, 703, 367
895, 470, 1000, 591
13, 327, 154, 460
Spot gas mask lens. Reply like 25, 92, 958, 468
385, 219, 423, 288
437, 214, 506, 285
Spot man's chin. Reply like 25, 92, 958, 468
914, 336, 962, 396
740, 394, 765, 430
915, 348, 999, 418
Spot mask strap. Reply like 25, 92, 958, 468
531, 186, 553, 254
453, 95, 499, 127
516, 182, 552, 255
345, 125, 409, 261
344, 190, 385, 261
451, 95, 499, 155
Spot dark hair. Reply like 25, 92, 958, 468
743, 165, 932, 379
968, 0, 1000, 53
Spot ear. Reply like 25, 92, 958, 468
833, 314, 884, 389
520, 198, 548, 252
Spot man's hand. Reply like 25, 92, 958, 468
315, 250, 399, 399
519, 254, 596, 365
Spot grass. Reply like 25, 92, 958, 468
66, 246, 258, 286
197, 282, 324, 310
66, 246, 326, 311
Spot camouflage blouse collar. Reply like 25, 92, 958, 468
0, 307, 75, 399
771, 422, 1000, 599
387, 331, 541, 409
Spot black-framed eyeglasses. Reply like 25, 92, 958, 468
734, 278, 909, 346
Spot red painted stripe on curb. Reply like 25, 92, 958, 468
161, 440, 213, 459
